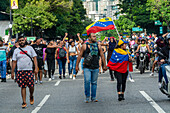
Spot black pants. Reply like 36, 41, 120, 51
47, 58, 55, 78
114, 71, 128, 92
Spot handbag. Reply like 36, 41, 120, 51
19, 47, 35, 71
84, 53, 93, 66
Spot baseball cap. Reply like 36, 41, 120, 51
118, 39, 128, 46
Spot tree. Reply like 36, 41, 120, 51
0, 1, 9, 20
147, 0, 170, 31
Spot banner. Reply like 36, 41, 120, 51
11, 0, 18, 9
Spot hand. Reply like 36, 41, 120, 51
76, 66, 79, 73
11, 73, 14, 79
65, 33, 68, 37
160, 59, 165, 63
102, 66, 107, 71
77, 33, 80, 37
34, 68, 38, 75
68, 60, 70, 63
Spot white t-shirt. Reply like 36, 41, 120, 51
12, 46, 37, 71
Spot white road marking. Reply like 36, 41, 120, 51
31, 94, 50, 113
140, 91, 166, 113
54, 81, 61, 86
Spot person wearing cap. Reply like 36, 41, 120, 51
107, 39, 133, 101
158, 33, 170, 89
0, 39, 8, 82
135, 38, 151, 70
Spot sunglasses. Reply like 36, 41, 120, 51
19, 39, 25, 42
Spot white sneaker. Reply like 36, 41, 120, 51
52, 75, 55, 80
35, 80, 38, 84
70, 75, 73, 79
158, 82, 162, 89
73, 76, 76, 80
48, 78, 52, 81
150, 72, 154, 76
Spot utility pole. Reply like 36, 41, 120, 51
9, 0, 12, 39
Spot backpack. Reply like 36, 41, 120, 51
59, 47, 66, 58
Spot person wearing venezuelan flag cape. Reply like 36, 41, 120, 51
107, 39, 133, 101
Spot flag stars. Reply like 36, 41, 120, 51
117, 59, 119, 61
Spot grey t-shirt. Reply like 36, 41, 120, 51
12, 46, 37, 71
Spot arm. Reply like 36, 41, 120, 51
77, 33, 83, 44
135, 45, 140, 53
98, 44, 107, 71
55, 48, 58, 59
103, 46, 106, 53
65, 47, 70, 63
76, 44, 86, 72
11, 60, 17, 79
146, 45, 151, 53
44, 52, 47, 63
33, 56, 38, 74
76, 47, 79, 55
63, 33, 68, 44
162, 33, 169, 38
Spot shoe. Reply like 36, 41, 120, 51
70, 75, 72, 79
35, 80, 38, 84
85, 97, 90, 103
158, 82, 162, 89
22, 102, 27, 108
99, 72, 101, 74
146, 67, 149, 70
1, 78, 4, 82
40, 81, 43, 84
73, 76, 76, 80
30, 96, 34, 105
121, 94, 125, 100
91, 98, 98, 102
3, 78, 6, 82
59, 76, 62, 79
111, 78, 114, 81
118, 94, 122, 101
63, 76, 66, 79
48, 78, 52, 81
135, 66, 138, 69
150, 72, 154, 76
52, 75, 55, 80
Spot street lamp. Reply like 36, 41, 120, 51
22, 16, 41, 36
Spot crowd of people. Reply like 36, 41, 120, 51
0, 32, 170, 108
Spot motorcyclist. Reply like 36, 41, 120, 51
158, 33, 170, 89
135, 38, 151, 70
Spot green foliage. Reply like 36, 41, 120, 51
0, 0, 9, 20
147, 0, 170, 30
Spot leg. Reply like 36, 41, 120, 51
122, 72, 128, 93
152, 60, 157, 73
69, 56, 73, 75
136, 55, 139, 68
73, 57, 77, 76
62, 59, 66, 76
83, 68, 91, 98
91, 69, 99, 100
161, 64, 169, 84
99, 58, 102, 73
57, 59, 62, 75
21, 88, 26, 104
47, 60, 51, 78
109, 69, 114, 81
29, 87, 34, 97
114, 71, 123, 94
2, 60, 7, 81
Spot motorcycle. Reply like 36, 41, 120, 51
157, 52, 170, 97
137, 52, 147, 74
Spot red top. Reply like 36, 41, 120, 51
57, 48, 66, 59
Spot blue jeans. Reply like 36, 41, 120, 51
57, 59, 66, 76
0, 60, 7, 79
69, 56, 77, 75
159, 63, 169, 84
84, 68, 99, 100
80, 58, 84, 70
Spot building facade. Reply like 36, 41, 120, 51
82, 0, 120, 21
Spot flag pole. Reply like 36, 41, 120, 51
112, 19, 120, 40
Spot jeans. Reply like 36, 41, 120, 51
57, 59, 66, 76
0, 60, 7, 78
69, 56, 77, 75
80, 58, 84, 70
159, 63, 169, 84
84, 68, 99, 100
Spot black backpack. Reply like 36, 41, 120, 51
59, 47, 66, 58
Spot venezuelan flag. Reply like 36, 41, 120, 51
107, 48, 133, 73
86, 17, 115, 35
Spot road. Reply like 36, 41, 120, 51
0, 69, 170, 113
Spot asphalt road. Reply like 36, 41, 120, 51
0, 69, 170, 113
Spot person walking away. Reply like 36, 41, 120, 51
55, 41, 69, 79
11, 36, 38, 108
76, 33, 107, 103
107, 39, 133, 101
44, 40, 56, 81
42, 40, 47, 78
0, 39, 8, 82
68, 41, 79, 80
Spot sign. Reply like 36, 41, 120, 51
26, 37, 36, 41
11, 0, 18, 9
5, 29, 9, 35
155, 20, 162, 26
132, 27, 143, 32
160, 27, 163, 34
123, 32, 128, 34
82, 34, 87, 36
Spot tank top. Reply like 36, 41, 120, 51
140, 45, 147, 52
69, 46, 76, 53
83, 44, 100, 69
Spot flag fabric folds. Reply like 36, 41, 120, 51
86, 17, 115, 35
107, 48, 133, 73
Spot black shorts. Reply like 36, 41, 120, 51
37, 59, 44, 70
16, 70, 34, 88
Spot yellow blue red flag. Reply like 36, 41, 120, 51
107, 48, 133, 73
86, 17, 115, 35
